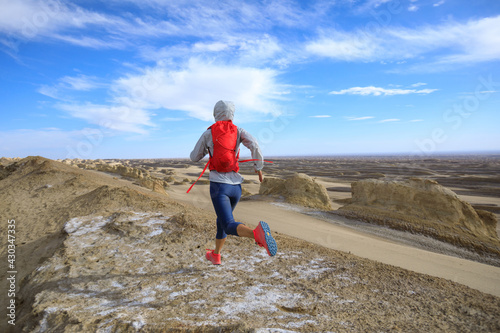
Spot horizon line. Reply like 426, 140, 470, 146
3, 150, 500, 161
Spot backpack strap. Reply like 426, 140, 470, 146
187, 127, 214, 194
236, 128, 241, 158
239, 159, 274, 163
186, 159, 210, 194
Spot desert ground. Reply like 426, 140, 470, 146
1, 155, 499, 332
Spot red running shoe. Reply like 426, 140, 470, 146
253, 221, 277, 256
205, 249, 221, 265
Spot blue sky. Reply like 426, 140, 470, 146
1, 0, 499, 159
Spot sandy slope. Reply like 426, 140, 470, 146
170, 170, 500, 298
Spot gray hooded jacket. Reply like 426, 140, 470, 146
190, 100, 264, 185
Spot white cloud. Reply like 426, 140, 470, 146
161, 117, 185, 122
58, 75, 104, 91
0, 0, 228, 50
389, 15, 500, 67
37, 59, 286, 134
305, 15, 500, 68
329, 86, 438, 96
38, 85, 61, 100
408, 5, 419, 12
58, 103, 154, 134
0, 0, 128, 47
379, 118, 400, 123
112, 58, 285, 123
3, 0, 499, 71
140, 34, 284, 68
116, 0, 328, 31
38, 74, 106, 100
354, 0, 392, 13
346, 116, 375, 121
192, 42, 229, 53
50, 34, 127, 49
4, 1, 497, 72
433, 0, 445, 7
410, 82, 427, 88
0, 0, 321, 71
305, 30, 379, 61
237, 35, 283, 66
309, 115, 331, 118
0, 0, 315, 51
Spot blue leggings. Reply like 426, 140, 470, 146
210, 182, 243, 239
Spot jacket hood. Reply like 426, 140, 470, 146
213, 100, 235, 122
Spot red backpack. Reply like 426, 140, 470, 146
186, 121, 272, 193
208, 120, 240, 173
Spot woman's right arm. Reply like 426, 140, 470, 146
190, 130, 210, 162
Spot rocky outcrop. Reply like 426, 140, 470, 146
0, 163, 17, 181
0, 157, 21, 166
139, 177, 169, 195
79, 162, 150, 179
259, 173, 332, 210
338, 178, 499, 255
70, 161, 169, 195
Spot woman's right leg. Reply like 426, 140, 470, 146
236, 224, 255, 238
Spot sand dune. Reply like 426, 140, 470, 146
338, 178, 499, 256
1, 156, 500, 332
259, 173, 332, 210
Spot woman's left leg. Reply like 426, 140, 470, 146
210, 182, 244, 253
214, 238, 226, 254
